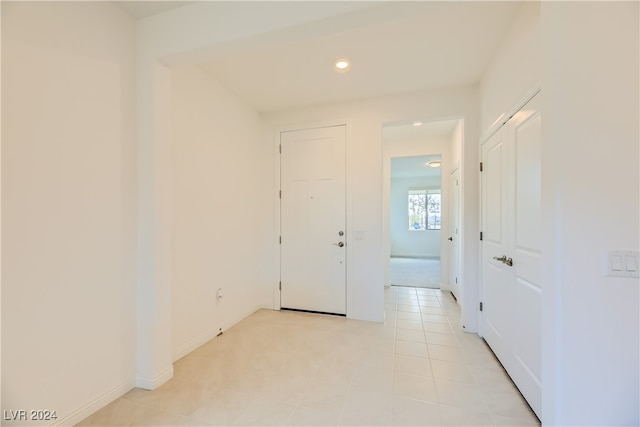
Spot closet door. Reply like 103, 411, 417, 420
481, 93, 542, 418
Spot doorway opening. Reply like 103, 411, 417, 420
389, 155, 442, 288
382, 119, 462, 293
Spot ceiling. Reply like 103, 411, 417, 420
116, 1, 521, 113
391, 155, 442, 179
199, 1, 521, 112
116, 1, 195, 19
384, 119, 459, 143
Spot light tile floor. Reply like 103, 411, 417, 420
78, 287, 540, 426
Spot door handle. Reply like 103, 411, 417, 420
493, 255, 513, 266
448, 237, 453, 241
333, 242, 345, 247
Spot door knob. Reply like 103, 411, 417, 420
448, 237, 453, 241
333, 242, 345, 247
493, 255, 513, 267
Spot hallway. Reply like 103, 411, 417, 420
389, 257, 441, 289
78, 287, 539, 426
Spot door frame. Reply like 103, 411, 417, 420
382, 118, 464, 293
273, 119, 352, 315
448, 164, 461, 298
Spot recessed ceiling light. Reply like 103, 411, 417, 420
413, 122, 423, 127
335, 59, 350, 71
427, 161, 442, 168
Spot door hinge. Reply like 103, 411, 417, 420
279, 281, 281, 291
455, 277, 458, 284
480, 231, 483, 241
480, 162, 483, 172
279, 144, 282, 154
279, 236, 282, 244
479, 302, 483, 312
279, 190, 281, 199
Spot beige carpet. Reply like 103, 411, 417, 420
389, 256, 441, 289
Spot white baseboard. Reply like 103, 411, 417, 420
135, 365, 173, 390
172, 304, 263, 362
53, 379, 135, 427
172, 324, 222, 362
391, 253, 440, 259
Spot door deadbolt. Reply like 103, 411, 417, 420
338, 231, 344, 236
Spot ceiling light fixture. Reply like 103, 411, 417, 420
413, 122, 423, 127
427, 161, 442, 168
334, 59, 350, 72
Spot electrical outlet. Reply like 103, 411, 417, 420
216, 288, 224, 300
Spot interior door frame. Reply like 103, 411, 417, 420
448, 164, 460, 298
273, 119, 352, 315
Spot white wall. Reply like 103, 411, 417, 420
262, 85, 479, 323
450, 121, 463, 171
541, 2, 639, 425
133, 0, 385, 384
480, 1, 640, 424
390, 176, 441, 258
480, 2, 540, 135
2, 2, 136, 425
171, 65, 265, 361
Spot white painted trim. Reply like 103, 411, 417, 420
274, 120, 352, 317
53, 379, 135, 427
135, 365, 173, 390
344, 120, 354, 319
273, 128, 281, 311
481, 83, 542, 143
172, 326, 221, 363
172, 305, 264, 362
391, 253, 441, 259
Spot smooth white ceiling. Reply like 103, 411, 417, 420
391, 155, 442, 179
198, 1, 521, 113
115, 1, 520, 113
384, 119, 459, 143
116, 1, 195, 19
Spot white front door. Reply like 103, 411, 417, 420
481, 93, 542, 418
448, 168, 460, 298
280, 125, 346, 315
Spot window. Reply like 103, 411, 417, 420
408, 187, 441, 230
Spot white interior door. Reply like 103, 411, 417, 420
280, 125, 346, 315
481, 93, 541, 418
509, 95, 542, 415
448, 168, 460, 298
481, 126, 511, 362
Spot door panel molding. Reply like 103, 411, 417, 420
480, 92, 542, 418
279, 125, 347, 315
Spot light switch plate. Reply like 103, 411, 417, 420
608, 250, 640, 278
